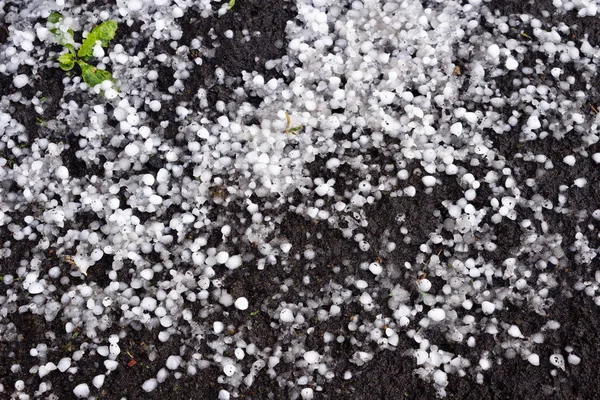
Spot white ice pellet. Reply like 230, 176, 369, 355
378, 91, 395, 105
507, 325, 524, 338
225, 255, 242, 270
359, 292, 372, 305
433, 369, 448, 386
479, 358, 491, 370
567, 354, 581, 365
142, 378, 158, 392
528, 353, 540, 366
481, 301, 495, 314
79, 285, 93, 297
104, 360, 119, 371
166, 355, 182, 370
428, 308, 446, 322
127, 0, 142, 10
223, 364, 236, 377
55, 166, 69, 180
140, 269, 154, 280
573, 178, 587, 188
176, 106, 189, 118
527, 115, 541, 129
109, 343, 121, 356
28, 282, 44, 294
422, 149, 436, 163
280, 308, 294, 323
105, 88, 118, 100
315, 184, 330, 197
172, 7, 184, 18
422, 176, 436, 187
57, 358, 71, 372
149, 195, 162, 205
218, 390, 231, 400
160, 316, 173, 327
213, 321, 225, 334
505, 57, 519, 70
487, 44, 500, 58
124, 143, 140, 157
450, 122, 463, 136
73, 383, 90, 398
217, 115, 230, 128
417, 279, 432, 292
13, 74, 29, 88
304, 351, 320, 364
253, 75, 264, 86
563, 155, 576, 166
149, 100, 162, 112
235, 348, 245, 360
215, 251, 229, 264
108, 198, 120, 209
141, 297, 157, 311
368, 262, 383, 275
93, 44, 105, 58
301, 388, 315, 400
355, 280, 368, 289
234, 297, 249, 310
92, 374, 105, 389
549, 354, 565, 370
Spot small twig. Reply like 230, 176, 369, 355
283, 111, 303, 135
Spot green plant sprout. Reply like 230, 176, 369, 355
283, 112, 303, 135
228, 0, 235, 9
47, 13, 118, 91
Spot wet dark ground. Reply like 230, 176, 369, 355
1, 0, 600, 399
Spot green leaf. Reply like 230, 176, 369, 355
78, 20, 118, 59
79, 62, 114, 88
228, 0, 235, 9
47, 13, 75, 49
288, 126, 303, 132
58, 53, 75, 71
48, 12, 62, 24
285, 111, 291, 127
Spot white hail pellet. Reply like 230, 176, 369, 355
422, 176, 436, 187
368, 262, 383, 275
505, 57, 519, 70
528, 353, 540, 365
428, 308, 446, 322
487, 44, 500, 58
417, 279, 432, 292
563, 155, 576, 166
149, 100, 161, 112
279, 308, 294, 323
223, 364, 236, 377
234, 297, 248, 310
13, 74, 29, 88
73, 383, 90, 398
527, 115, 541, 129
549, 354, 565, 370
304, 351, 320, 364
55, 166, 69, 180
215, 251, 229, 264
507, 325, 524, 338
481, 301, 495, 314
